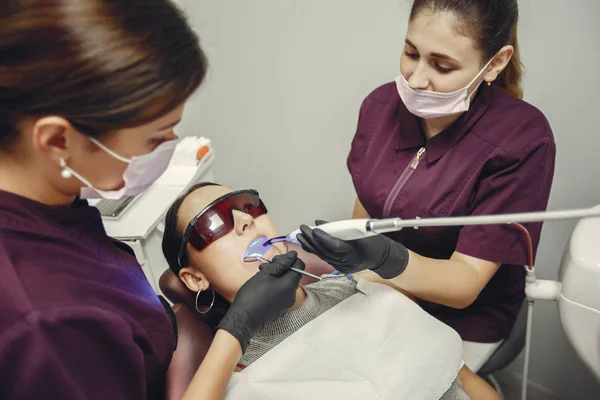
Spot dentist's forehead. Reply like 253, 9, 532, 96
407, 11, 479, 63
178, 185, 232, 234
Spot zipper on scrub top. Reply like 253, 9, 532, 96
411, 147, 426, 169
382, 147, 426, 218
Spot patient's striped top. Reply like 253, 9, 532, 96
239, 274, 357, 367
236, 274, 470, 400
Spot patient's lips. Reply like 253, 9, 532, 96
243, 236, 275, 263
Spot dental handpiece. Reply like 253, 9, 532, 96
263, 219, 375, 246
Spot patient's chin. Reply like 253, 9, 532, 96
241, 260, 263, 274
272, 242, 287, 256
263, 243, 280, 260
237, 255, 261, 270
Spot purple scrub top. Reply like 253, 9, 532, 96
0, 190, 175, 399
347, 82, 555, 342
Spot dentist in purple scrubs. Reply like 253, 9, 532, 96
298, 0, 555, 374
0, 1, 303, 399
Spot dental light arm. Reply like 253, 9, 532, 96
367, 207, 600, 231
278, 207, 600, 244
285, 205, 600, 400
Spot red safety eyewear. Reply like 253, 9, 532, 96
177, 189, 268, 267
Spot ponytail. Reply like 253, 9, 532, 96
497, 24, 524, 99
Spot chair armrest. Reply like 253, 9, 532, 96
165, 304, 215, 400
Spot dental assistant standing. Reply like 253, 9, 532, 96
298, 0, 555, 373
0, 1, 304, 399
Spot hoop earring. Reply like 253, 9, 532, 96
195, 287, 215, 314
59, 158, 73, 179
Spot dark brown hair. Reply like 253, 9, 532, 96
162, 182, 230, 329
0, 0, 208, 147
410, 0, 523, 99
162, 182, 221, 276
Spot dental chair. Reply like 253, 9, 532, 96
159, 262, 334, 400
159, 263, 526, 399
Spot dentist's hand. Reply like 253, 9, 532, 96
216, 251, 304, 353
297, 225, 409, 279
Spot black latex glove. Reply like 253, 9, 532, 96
297, 224, 409, 279
216, 251, 304, 353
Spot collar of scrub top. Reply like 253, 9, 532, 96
395, 82, 494, 163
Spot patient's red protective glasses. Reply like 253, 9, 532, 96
177, 189, 268, 268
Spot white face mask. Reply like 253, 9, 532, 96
395, 57, 495, 119
60, 137, 178, 200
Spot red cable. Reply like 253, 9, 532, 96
510, 223, 534, 270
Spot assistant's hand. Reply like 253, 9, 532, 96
297, 224, 409, 279
216, 251, 305, 353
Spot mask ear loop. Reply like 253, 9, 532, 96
89, 137, 132, 163
59, 158, 95, 188
469, 55, 497, 88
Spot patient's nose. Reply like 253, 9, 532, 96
233, 210, 255, 234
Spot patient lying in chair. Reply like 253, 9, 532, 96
161, 183, 500, 400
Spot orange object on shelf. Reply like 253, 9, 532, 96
196, 145, 210, 161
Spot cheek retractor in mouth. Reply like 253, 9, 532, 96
242, 237, 321, 281
243, 237, 272, 263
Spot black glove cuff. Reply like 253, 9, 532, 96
370, 238, 409, 279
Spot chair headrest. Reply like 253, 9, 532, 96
159, 269, 197, 310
